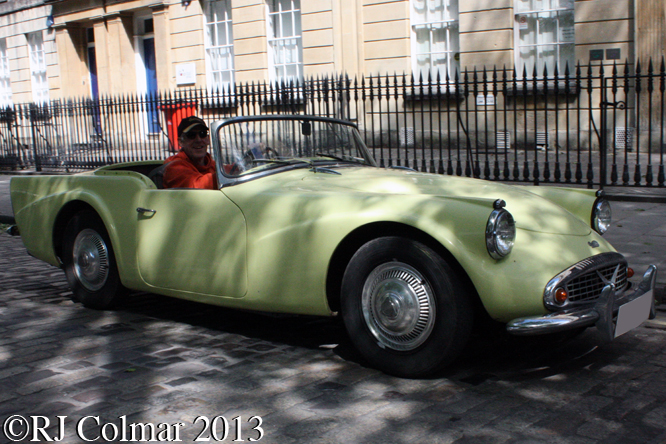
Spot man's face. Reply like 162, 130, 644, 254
180, 126, 210, 165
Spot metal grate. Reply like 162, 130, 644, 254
496, 130, 511, 150
614, 127, 634, 151
399, 127, 415, 147
567, 263, 628, 303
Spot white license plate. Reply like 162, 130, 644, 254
614, 290, 654, 338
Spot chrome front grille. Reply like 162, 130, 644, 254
567, 263, 628, 303
544, 252, 629, 311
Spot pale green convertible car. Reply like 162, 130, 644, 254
9, 115, 657, 378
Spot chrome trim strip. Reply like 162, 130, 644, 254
507, 265, 657, 337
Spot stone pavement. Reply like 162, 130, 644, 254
0, 175, 11, 223
604, 200, 666, 294
1, 174, 666, 443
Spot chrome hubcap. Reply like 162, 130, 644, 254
72, 228, 109, 291
362, 262, 436, 351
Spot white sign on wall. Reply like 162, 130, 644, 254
176, 63, 196, 85
476, 94, 495, 106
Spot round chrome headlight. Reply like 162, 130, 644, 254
592, 198, 611, 235
486, 201, 516, 260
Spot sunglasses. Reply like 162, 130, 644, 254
184, 130, 209, 140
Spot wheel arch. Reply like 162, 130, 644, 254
325, 221, 481, 314
53, 200, 105, 263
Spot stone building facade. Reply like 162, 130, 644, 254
0, 1, 663, 102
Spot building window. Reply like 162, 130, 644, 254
515, 0, 574, 77
411, 0, 460, 81
27, 32, 49, 104
0, 39, 11, 108
267, 0, 302, 84
205, 0, 235, 91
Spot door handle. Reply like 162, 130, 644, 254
136, 207, 156, 215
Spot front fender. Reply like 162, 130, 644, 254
312, 194, 616, 323
517, 185, 599, 229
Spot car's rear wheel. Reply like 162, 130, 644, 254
62, 211, 124, 309
341, 237, 473, 378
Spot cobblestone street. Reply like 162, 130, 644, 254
1, 229, 666, 443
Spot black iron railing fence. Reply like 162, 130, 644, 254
1, 59, 665, 188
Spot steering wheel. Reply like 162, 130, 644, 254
264, 147, 279, 159
227, 146, 279, 176
226, 161, 244, 175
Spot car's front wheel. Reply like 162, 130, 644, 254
341, 237, 473, 378
62, 211, 124, 309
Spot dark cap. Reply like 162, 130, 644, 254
178, 116, 208, 137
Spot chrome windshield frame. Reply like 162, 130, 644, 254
211, 115, 377, 189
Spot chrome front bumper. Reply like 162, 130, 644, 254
507, 265, 658, 341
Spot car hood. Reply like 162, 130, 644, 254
297, 166, 592, 236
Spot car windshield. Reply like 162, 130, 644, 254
215, 116, 376, 178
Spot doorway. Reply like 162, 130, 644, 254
135, 15, 160, 135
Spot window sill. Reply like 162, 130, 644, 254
503, 79, 581, 96
404, 84, 462, 102
403, 79, 581, 101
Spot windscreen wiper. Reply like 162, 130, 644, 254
314, 152, 365, 163
314, 152, 346, 162
251, 158, 291, 165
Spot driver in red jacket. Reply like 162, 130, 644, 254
163, 116, 218, 189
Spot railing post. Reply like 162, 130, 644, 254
600, 66, 629, 189
599, 74, 608, 190
29, 104, 41, 172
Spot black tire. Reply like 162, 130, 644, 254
62, 211, 124, 309
341, 237, 473, 378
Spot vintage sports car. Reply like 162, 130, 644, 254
9, 115, 657, 378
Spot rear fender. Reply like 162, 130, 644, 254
11, 175, 147, 285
